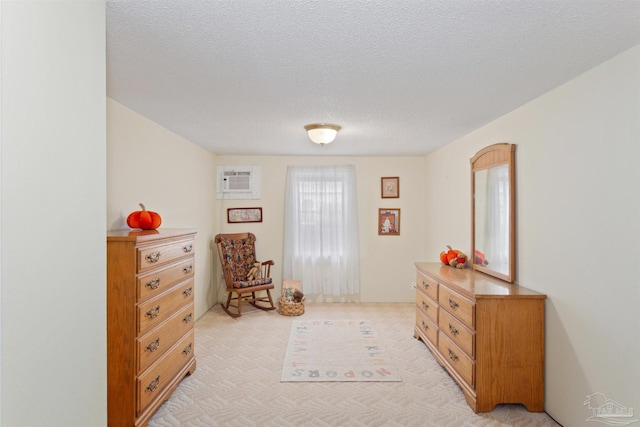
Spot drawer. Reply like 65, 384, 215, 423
137, 258, 195, 302
439, 333, 474, 387
416, 308, 438, 347
137, 303, 195, 373
439, 286, 474, 329
439, 308, 475, 358
416, 291, 438, 324
416, 271, 438, 301
137, 279, 194, 334
137, 238, 195, 273
137, 329, 195, 413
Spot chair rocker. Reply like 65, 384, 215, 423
214, 232, 276, 317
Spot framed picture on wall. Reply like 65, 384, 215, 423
227, 207, 263, 223
378, 208, 400, 235
381, 177, 399, 198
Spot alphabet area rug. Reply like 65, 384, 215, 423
281, 319, 402, 382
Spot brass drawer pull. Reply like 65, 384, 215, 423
145, 251, 161, 263
449, 324, 459, 336
422, 301, 429, 310
146, 375, 160, 393
448, 349, 459, 362
183, 313, 193, 323
421, 320, 429, 331
183, 265, 193, 274
183, 287, 193, 297
422, 281, 429, 290
146, 338, 160, 353
182, 343, 192, 356
146, 306, 160, 319
145, 278, 160, 290
448, 298, 459, 309
183, 244, 193, 253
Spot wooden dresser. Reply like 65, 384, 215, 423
414, 262, 546, 413
107, 229, 197, 427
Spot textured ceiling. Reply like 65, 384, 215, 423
106, 0, 640, 156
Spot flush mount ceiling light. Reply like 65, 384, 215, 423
304, 123, 341, 145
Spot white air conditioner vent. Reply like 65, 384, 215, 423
216, 166, 261, 199
222, 171, 252, 192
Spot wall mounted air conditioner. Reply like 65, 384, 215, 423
216, 166, 261, 199
222, 170, 251, 192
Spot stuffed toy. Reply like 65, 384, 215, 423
449, 250, 468, 269
293, 289, 304, 303
475, 249, 489, 266
246, 262, 262, 280
440, 245, 468, 268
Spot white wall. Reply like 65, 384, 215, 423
1, 2, 107, 425
107, 99, 218, 318
215, 155, 425, 303
424, 45, 640, 426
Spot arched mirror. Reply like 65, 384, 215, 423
471, 143, 515, 283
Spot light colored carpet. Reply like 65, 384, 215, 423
148, 302, 560, 427
281, 319, 401, 382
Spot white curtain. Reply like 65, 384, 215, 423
283, 165, 360, 297
484, 164, 510, 274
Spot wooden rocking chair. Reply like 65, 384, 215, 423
214, 232, 276, 317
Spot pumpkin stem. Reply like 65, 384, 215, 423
139, 203, 146, 211
447, 245, 453, 251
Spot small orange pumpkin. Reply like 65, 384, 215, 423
440, 245, 460, 265
127, 203, 162, 230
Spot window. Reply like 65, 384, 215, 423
283, 165, 360, 297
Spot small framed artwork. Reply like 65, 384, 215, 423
227, 207, 263, 223
381, 177, 399, 198
378, 208, 400, 235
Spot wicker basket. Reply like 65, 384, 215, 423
278, 297, 305, 316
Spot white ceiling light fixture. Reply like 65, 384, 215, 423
304, 123, 341, 145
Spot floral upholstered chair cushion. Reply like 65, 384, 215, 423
218, 234, 273, 289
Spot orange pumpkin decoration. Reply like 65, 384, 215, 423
126, 203, 162, 230
440, 245, 460, 265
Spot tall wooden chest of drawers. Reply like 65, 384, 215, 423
414, 262, 546, 413
107, 229, 197, 427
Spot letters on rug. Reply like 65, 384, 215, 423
281, 319, 402, 382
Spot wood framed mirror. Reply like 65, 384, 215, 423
471, 143, 515, 283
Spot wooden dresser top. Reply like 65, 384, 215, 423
107, 228, 197, 243
415, 262, 546, 300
